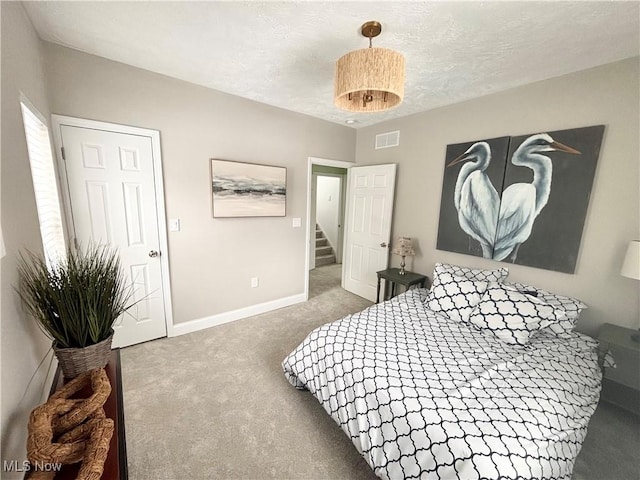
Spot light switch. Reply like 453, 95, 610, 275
292, 217, 301, 228
169, 218, 181, 232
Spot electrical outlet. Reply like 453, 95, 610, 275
292, 217, 301, 228
251, 277, 259, 288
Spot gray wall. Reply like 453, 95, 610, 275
1, 3, 55, 473
355, 58, 640, 335
42, 43, 356, 324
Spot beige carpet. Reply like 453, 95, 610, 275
121, 264, 376, 479
121, 264, 639, 479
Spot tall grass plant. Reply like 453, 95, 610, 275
17, 244, 138, 348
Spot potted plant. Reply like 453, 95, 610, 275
17, 243, 139, 378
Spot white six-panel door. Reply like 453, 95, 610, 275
56, 121, 169, 348
343, 164, 397, 301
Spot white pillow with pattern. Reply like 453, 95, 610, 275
505, 282, 587, 335
427, 271, 488, 323
467, 283, 564, 346
432, 262, 509, 284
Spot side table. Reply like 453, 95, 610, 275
376, 268, 427, 303
598, 323, 640, 415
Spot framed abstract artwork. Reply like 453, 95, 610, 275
211, 159, 286, 218
436, 125, 605, 273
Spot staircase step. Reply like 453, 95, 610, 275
316, 237, 328, 247
316, 230, 323, 238
316, 245, 333, 256
316, 254, 336, 266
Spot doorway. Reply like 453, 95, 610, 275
305, 158, 351, 300
313, 170, 347, 267
52, 115, 174, 348
305, 158, 398, 302
311, 168, 347, 298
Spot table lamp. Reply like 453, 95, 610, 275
391, 237, 415, 275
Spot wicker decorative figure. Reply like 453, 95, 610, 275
27, 368, 114, 480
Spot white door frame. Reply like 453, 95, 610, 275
304, 156, 354, 300
50, 114, 175, 338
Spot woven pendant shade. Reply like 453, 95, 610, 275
334, 47, 405, 112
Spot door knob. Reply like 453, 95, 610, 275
380, 242, 388, 248
148, 250, 159, 258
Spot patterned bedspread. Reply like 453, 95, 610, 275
282, 290, 602, 480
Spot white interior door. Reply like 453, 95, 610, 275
56, 121, 169, 348
343, 164, 397, 301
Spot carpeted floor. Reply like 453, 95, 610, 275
121, 264, 639, 479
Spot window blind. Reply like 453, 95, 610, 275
20, 100, 66, 267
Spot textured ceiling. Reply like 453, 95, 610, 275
24, 1, 640, 128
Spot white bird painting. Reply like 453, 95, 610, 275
437, 125, 603, 273
447, 142, 500, 258
492, 134, 581, 262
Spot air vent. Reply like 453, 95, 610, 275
375, 130, 400, 149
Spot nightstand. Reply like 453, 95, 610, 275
598, 323, 640, 414
376, 268, 427, 303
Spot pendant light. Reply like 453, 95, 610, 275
334, 21, 405, 112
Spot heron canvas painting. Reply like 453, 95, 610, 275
436, 136, 511, 258
436, 125, 604, 273
496, 125, 604, 272
211, 159, 286, 217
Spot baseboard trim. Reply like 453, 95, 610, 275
170, 293, 307, 337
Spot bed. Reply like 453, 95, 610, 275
282, 263, 602, 480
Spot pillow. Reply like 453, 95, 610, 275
467, 283, 564, 346
427, 271, 488, 323
432, 262, 509, 284
390, 288, 429, 304
505, 282, 587, 335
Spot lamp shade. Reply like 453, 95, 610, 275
391, 237, 415, 257
621, 240, 640, 280
334, 47, 405, 112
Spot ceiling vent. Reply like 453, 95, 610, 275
375, 130, 400, 149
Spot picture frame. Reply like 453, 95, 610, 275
211, 159, 286, 218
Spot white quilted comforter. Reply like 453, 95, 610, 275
282, 290, 602, 480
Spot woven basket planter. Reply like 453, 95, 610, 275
53, 331, 114, 379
